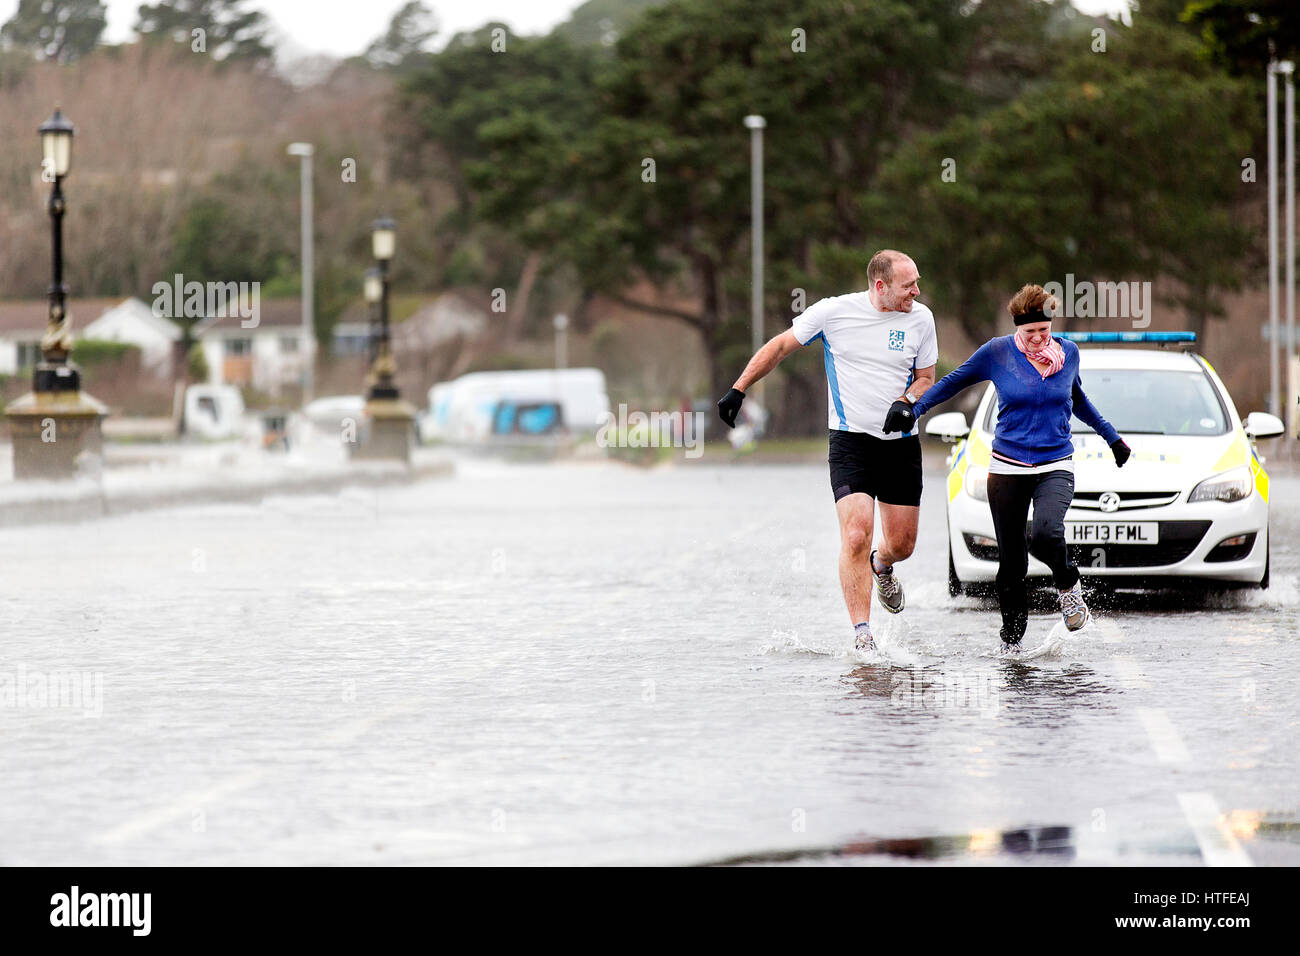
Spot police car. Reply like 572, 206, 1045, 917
927, 333, 1284, 593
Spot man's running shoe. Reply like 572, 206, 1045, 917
1058, 580, 1091, 631
870, 550, 905, 614
998, 639, 1023, 657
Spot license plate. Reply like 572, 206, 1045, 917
1066, 522, 1159, 544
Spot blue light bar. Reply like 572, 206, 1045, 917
1057, 331, 1197, 344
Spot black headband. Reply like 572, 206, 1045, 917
1014, 300, 1055, 326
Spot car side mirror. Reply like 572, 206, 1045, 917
1244, 411, 1285, 441
925, 411, 969, 442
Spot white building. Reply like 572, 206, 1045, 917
193, 299, 314, 396
0, 298, 124, 375
81, 297, 182, 378
0, 297, 313, 396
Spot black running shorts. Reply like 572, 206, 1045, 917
828, 430, 923, 506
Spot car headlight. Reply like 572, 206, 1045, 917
964, 464, 989, 502
1188, 465, 1252, 503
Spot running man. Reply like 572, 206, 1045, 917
717, 250, 937, 652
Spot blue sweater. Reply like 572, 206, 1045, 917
913, 336, 1119, 465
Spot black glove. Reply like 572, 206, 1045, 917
882, 399, 916, 434
1110, 438, 1131, 467
717, 387, 745, 428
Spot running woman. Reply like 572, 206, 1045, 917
717, 250, 938, 652
897, 284, 1130, 654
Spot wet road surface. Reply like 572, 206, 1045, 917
1, 455, 1296, 865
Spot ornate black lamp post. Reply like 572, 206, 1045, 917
6, 107, 107, 480
367, 217, 399, 400
37, 107, 77, 392
352, 216, 414, 462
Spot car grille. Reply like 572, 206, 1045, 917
963, 520, 1212, 568
1070, 491, 1181, 511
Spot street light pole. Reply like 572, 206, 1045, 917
1269, 62, 1281, 417
353, 216, 414, 463
287, 142, 314, 406
364, 267, 382, 368
380, 257, 390, 375
554, 313, 568, 370
368, 216, 398, 401
744, 114, 766, 409
37, 107, 76, 393
6, 106, 108, 480
353, 218, 413, 465
1284, 62, 1296, 445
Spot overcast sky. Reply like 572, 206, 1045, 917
0, 0, 1132, 60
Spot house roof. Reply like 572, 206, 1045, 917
192, 299, 309, 335
0, 298, 128, 338
82, 297, 184, 341
334, 292, 488, 344
393, 294, 487, 348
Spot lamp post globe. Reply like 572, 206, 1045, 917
371, 217, 396, 262
363, 267, 383, 304
39, 107, 74, 179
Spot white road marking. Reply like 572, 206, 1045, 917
1092, 619, 1125, 644
94, 702, 418, 847
1177, 792, 1254, 867
92, 770, 264, 846
323, 702, 417, 745
1137, 707, 1191, 764
1112, 656, 1150, 689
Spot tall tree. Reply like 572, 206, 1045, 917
867, 19, 1256, 341
135, 0, 273, 63
472, 0, 973, 397
399, 0, 1078, 403
395, 25, 600, 314
1181, 0, 1300, 73
364, 1, 439, 71
552, 0, 668, 49
0, 0, 107, 63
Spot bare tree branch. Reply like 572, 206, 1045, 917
603, 292, 703, 330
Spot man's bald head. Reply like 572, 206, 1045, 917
867, 250, 908, 288
866, 250, 920, 312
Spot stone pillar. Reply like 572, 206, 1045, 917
6, 389, 108, 480
351, 397, 416, 463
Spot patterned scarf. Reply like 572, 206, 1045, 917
1013, 327, 1065, 378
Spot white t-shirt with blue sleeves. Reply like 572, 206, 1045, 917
790, 291, 938, 438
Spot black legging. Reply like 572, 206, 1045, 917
986, 469, 1080, 642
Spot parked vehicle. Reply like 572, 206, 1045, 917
300, 395, 365, 436
183, 384, 247, 440
423, 368, 611, 451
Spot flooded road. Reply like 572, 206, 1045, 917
1, 455, 1297, 865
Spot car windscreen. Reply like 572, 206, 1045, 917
983, 369, 1229, 436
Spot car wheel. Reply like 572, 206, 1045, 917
948, 539, 962, 597
1260, 525, 1270, 590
